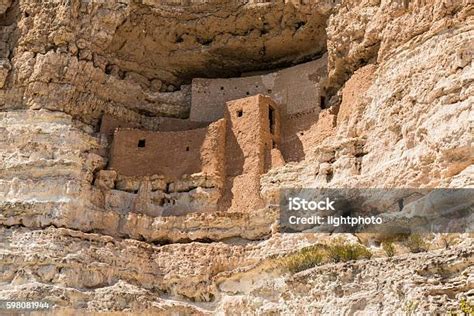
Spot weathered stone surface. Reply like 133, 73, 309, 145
1, 0, 335, 124
0, 0, 473, 314
215, 238, 474, 315
326, 0, 473, 95
262, 0, 473, 191
0, 226, 472, 314
0, 110, 277, 241
0, 0, 11, 15
0, 59, 10, 88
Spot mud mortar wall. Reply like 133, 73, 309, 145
109, 120, 226, 179
190, 55, 327, 122
99, 113, 208, 137
220, 95, 281, 213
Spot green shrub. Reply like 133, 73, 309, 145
280, 245, 326, 273
406, 234, 429, 253
447, 297, 474, 315
328, 242, 373, 262
379, 232, 410, 243
328, 243, 372, 262
382, 241, 396, 257
279, 241, 373, 273
404, 300, 419, 316
440, 234, 459, 249
460, 297, 474, 315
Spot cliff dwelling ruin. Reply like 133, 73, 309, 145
95, 55, 332, 217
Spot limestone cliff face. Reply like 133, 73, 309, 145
0, 0, 333, 122
0, 0, 473, 314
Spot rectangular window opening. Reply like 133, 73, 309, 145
269, 106, 276, 134
320, 95, 327, 109
138, 139, 146, 148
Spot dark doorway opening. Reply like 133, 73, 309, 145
320, 95, 327, 109
269, 106, 276, 134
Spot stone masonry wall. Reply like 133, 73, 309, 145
100, 113, 208, 138
190, 54, 327, 122
219, 95, 281, 213
109, 119, 226, 180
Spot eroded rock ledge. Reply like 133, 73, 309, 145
0, 0, 473, 314
0, 0, 335, 124
0, 226, 472, 314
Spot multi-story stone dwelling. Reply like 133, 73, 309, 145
95, 55, 330, 216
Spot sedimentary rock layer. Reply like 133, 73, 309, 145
0, 0, 473, 314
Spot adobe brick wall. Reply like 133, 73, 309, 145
275, 55, 327, 115
200, 118, 227, 180
156, 117, 208, 132
280, 108, 320, 162
109, 119, 226, 180
279, 104, 338, 162
103, 95, 289, 216
190, 54, 327, 122
100, 114, 142, 137
219, 95, 281, 212
100, 113, 208, 136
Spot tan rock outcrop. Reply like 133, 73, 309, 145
0, 0, 11, 15
0, 0, 473, 314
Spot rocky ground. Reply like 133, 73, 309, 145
0, 0, 473, 314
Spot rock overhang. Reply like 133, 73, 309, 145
100, 0, 335, 85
